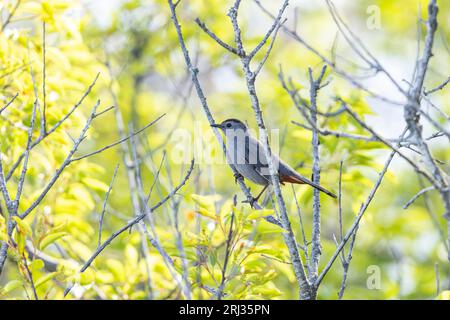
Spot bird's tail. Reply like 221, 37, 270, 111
282, 174, 337, 199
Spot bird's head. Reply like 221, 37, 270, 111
211, 119, 248, 132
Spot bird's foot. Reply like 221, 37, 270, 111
233, 172, 244, 184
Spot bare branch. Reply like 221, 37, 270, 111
334, 162, 360, 299
194, 18, 240, 56
227, 0, 314, 299
402, 2, 450, 253
70, 113, 166, 162
0, 93, 19, 115
0, 154, 12, 207
279, 69, 379, 142
338, 225, 358, 299
93, 105, 116, 119
342, 100, 440, 188
417, 174, 449, 252
248, 0, 289, 59
167, 0, 279, 216
14, 99, 38, 206
315, 128, 408, 287
64, 159, 195, 297
292, 185, 309, 271
424, 76, 450, 95
227, 0, 246, 57
403, 186, 436, 209
325, 0, 407, 96
337, 161, 345, 260
435, 262, 440, 296
42, 21, 47, 134
254, 0, 404, 106
308, 66, 327, 284
217, 208, 235, 300
253, 18, 286, 77
146, 151, 166, 205
20, 100, 101, 219
6, 73, 101, 182
163, 154, 192, 299
22, 253, 39, 300
0, 0, 21, 32
98, 164, 120, 247
292, 121, 376, 142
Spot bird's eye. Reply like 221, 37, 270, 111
226, 123, 232, 128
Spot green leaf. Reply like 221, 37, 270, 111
3, 280, 23, 294
15, 232, 26, 255
247, 209, 274, 220
195, 208, 217, 220
35, 272, 57, 288
191, 194, 221, 211
13, 216, 33, 237
255, 219, 285, 234
39, 232, 68, 250
249, 245, 283, 259
30, 259, 45, 273
106, 259, 126, 282
82, 177, 109, 193
208, 250, 217, 268
79, 269, 95, 285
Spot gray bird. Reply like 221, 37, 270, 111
211, 118, 337, 202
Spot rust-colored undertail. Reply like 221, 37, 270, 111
281, 174, 337, 199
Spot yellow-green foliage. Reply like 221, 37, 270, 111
0, 0, 448, 300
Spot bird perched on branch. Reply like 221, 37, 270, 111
211, 119, 337, 202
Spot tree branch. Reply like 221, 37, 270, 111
167, 0, 282, 228
64, 159, 195, 297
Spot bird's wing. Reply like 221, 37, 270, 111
244, 134, 336, 198
246, 135, 270, 183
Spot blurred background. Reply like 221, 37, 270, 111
0, 0, 449, 299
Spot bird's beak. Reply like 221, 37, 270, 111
211, 123, 222, 129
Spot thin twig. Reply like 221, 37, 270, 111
64, 159, 195, 297
217, 209, 235, 300
292, 185, 309, 269
167, 0, 281, 221
0, 0, 21, 32
22, 254, 39, 300
338, 225, 358, 299
342, 100, 439, 188
435, 262, 440, 296
315, 128, 408, 287
254, 0, 403, 106
194, 18, 240, 56
247, 0, 289, 60
19, 100, 100, 219
424, 76, 450, 95
6, 73, 101, 182
42, 21, 47, 134
14, 100, 37, 206
164, 155, 192, 299
253, 18, 286, 77
228, 0, 313, 299
291, 121, 376, 142
337, 161, 345, 260
98, 164, 120, 247
403, 186, 435, 209
70, 113, 166, 162
0, 93, 19, 115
